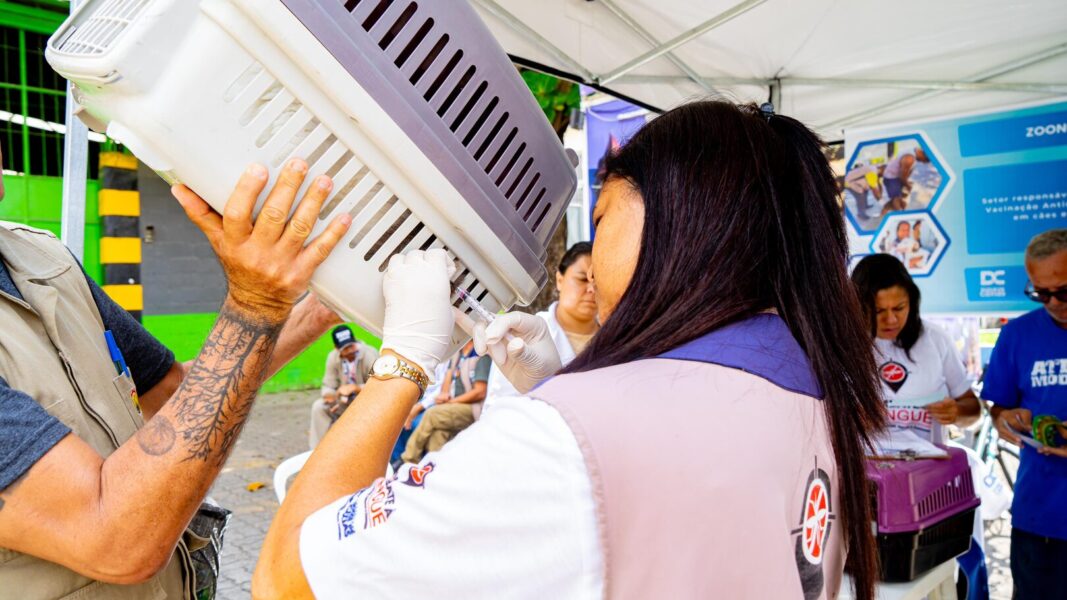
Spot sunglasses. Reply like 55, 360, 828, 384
1025, 284, 1067, 304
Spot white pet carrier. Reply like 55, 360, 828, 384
46, 0, 576, 344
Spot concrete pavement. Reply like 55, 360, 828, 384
209, 391, 311, 599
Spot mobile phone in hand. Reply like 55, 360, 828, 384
1017, 432, 1045, 450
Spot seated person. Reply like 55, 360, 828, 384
309, 325, 378, 449
400, 340, 490, 463
391, 362, 450, 468
483, 242, 598, 410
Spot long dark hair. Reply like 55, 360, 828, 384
850, 253, 924, 357
561, 101, 885, 599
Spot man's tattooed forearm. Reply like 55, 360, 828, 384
167, 304, 283, 465
136, 415, 176, 456
0, 474, 27, 512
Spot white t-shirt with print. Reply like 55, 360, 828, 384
299, 396, 604, 599
874, 320, 972, 443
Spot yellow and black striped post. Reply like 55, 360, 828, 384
98, 152, 143, 321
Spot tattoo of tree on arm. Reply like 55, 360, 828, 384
165, 304, 283, 466
136, 416, 176, 456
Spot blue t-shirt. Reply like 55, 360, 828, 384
981, 308, 1067, 540
0, 257, 175, 492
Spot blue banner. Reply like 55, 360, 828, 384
963, 160, 1067, 254
845, 99, 1067, 314
958, 110, 1067, 157
964, 266, 1030, 304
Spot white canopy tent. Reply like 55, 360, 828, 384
471, 0, 1067, 140
58, 0, 1067, 256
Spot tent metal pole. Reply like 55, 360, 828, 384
598, 0, 766, 85
60, 0, 88, 262
508, 54, 664, 113
597, 0, 712, 92
620, 74, 772, 86
790, 78, 1067, 93
616, 75, 1067, 94
470, 0, 595, 82
823, 41, 1067, 131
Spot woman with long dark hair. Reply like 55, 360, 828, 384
850, 253, 980, 441
256, 101, 887, 600
850, 254, 987, 599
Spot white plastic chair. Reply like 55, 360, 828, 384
273, 451, 396, 503
274, 450, 312, 503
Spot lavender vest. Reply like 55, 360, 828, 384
531, 315, 844, 599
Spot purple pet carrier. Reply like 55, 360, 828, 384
866, 446, 980, 582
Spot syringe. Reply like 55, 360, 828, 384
456, 288, 514, 341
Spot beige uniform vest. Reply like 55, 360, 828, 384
320, 346, 378, 397
531, 315, 844, 599
0, 222, 192, 600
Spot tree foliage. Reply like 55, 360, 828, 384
521, 70, 581, 139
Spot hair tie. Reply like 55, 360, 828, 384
759, 102, 775, 122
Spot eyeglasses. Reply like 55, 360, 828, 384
1024, 284, 1067, 304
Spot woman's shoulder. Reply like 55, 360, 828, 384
918, 320, 957, 352
455, 396, 589, 481
530, 361, 663, 401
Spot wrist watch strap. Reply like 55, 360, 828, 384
372, 353, 429, 393
395, 360, 428, 393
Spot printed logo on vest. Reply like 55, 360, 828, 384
793, 462, 836, 600
802, 478, 830, 564
336, 476, 396, 540
879, 360, 909, 392
400, 461, 435, 488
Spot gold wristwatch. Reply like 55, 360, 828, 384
370, 352, 429, 393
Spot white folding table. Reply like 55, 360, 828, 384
840, 560, 957, 600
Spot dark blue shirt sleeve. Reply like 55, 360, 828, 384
79, 268, 175, 395
0, 377, 70, 492
980, 325, 1019, 409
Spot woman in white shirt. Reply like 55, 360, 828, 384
483, 241, 598, 410
850, 253, 981, 442
850, 251, 990, 600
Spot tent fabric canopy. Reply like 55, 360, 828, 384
472, 0, 1067, 138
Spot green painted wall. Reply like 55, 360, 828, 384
0, 174, 102, 281
145, 312, 380, 394
1, 173, 380, 393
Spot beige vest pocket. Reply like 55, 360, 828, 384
58, 577, 165, 600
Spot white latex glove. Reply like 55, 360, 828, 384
381, 249, 456, 383
454, 310, 562, 394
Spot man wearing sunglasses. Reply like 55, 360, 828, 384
981, 228, 1067, 598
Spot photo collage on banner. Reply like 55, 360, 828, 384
844, 99, 1067, 314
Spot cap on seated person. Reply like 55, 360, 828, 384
331, 325, 357, 350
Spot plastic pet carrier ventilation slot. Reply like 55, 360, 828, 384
52, 0, 151, 56
47, 0, 577, 346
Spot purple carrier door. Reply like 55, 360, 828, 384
865, 446, 980, 533
279, 0, 576, 285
